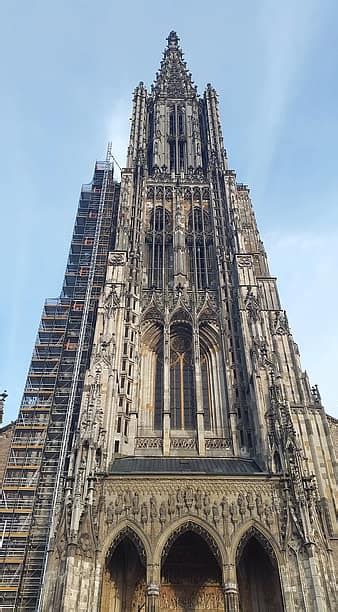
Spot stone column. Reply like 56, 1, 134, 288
224, 583, 239, 612
146, 583, 160, 612
223, 564, 240, 612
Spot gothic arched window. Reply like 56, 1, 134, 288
148, 207, 172, 289
140, 322, 164, 432
170, 331, 196, 430
199, 323, 226, 434
188, 208, 212, 289
179, 141, 185, 171
154, 350, 163, 430
178, 109, 185, 136
154, 207, 162, 231
169, 142, 176, 172
201, 357, 211, 430
168, 106, 186, 173
169, 110, 176, 137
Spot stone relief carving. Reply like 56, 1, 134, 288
159, 587, 224, 610
272, 310, 290, 336
108, 251, 127, 266
102, 480, 279, 553
244, 288, 260, 322
251, 336, 276, 371
237, 255, 252, 268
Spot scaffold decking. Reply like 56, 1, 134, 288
0, 146, 120, 610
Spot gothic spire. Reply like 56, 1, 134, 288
152, 31, 197, 98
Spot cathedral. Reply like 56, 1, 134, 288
0, 32, 337, 611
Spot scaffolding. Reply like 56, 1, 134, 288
0, 147, 120, 610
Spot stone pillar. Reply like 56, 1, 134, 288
223, 564, 239, 612
146, 583, 160, 612
223, 582, 239, 612
229, 408, 239, 455
307, 544, 327, 612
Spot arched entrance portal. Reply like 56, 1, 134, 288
100, 531, 146, 611
236, 531, 284, 612
160, 528, 225, 611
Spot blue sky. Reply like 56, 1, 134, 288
1, 0, 337, 422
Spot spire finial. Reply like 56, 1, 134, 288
167, 31, 179, 49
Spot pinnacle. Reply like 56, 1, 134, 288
153, 31, 196, 98
167, 31, 180, 49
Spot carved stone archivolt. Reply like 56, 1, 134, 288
101, 478, 280, 566
236, 525, 278, 567
106, 525, 146, 566
161, 520, 222, 565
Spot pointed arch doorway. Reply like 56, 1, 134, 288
160, 525, 225, 611
100, 529, 147, 611
236, 529, 284, 612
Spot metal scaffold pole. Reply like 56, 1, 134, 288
36, 143, 113, 611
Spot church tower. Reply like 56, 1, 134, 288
1, 32, 336, 611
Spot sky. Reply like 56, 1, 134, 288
1, 0, 338, 423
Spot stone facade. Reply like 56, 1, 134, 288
41, 32, 337, 611
0, 422, 14, 483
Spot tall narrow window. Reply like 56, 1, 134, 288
178, 110, 184, 136
154, 207, 163, 231
154, 352, 163, 429
169, 111, 176, 136
201, 360, 211, 429
169, 141, 176, 172
170, 360, 181, 429
153, 243, 163, 288
168, 106, 186, 174
170, 333, 195, 430
188, 208, 211, 289
148, 207, 172, 289
179, 141, 185, 171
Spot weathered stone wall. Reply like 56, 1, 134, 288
0, 422, 14, 483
